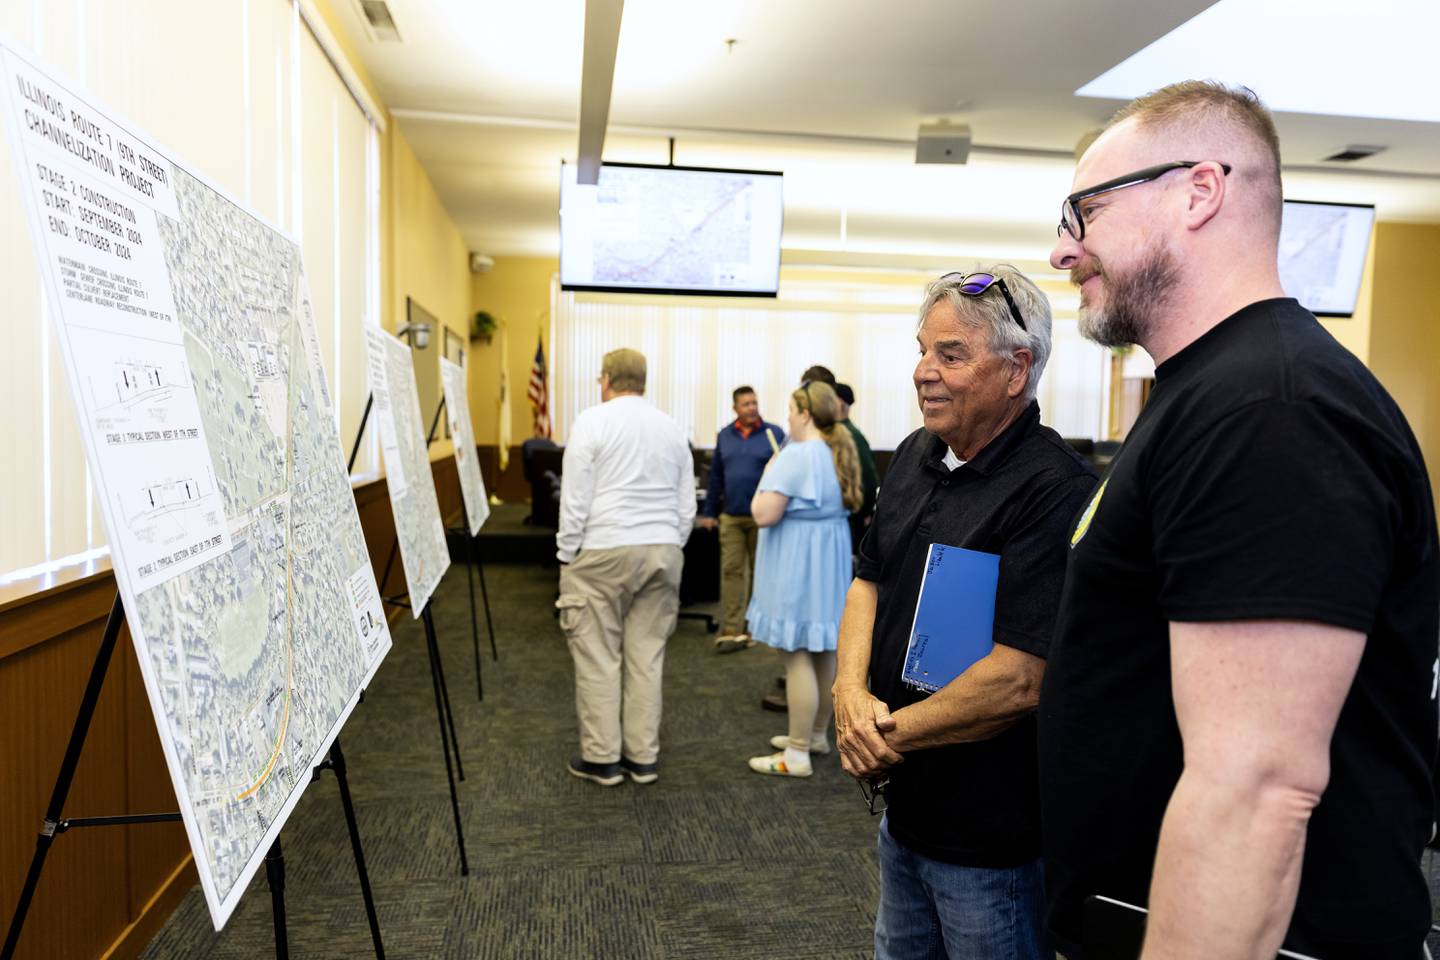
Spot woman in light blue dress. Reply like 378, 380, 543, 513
746, 381, 864, 778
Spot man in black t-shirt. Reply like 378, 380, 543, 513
834, 267, 1095, 959
1042, 82, 1438, 959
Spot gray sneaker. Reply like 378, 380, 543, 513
568, 757, 624, 786
620, 756, 659, 784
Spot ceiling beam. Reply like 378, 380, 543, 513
388, 108, 1440, 183
393, 108, 1074, 161
576, 0, 624, 185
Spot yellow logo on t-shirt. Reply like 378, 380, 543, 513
1070, 479, 1107, 548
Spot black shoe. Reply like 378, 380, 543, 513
761, 692, 788, 712
568, 757, 624, 786
620, 756, 659, 784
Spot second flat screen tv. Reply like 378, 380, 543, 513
560, 161, 783, 296
1278, 199, 1375, 317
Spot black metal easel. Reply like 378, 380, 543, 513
349, 395, 470, 876
0, 595, 387, 960
356, 393, 486, 703
350, 394, 470, 743
457, 501, 499, 671
377, 593, 470, 878
427, 392, 501, 703
425, 395, 499, 699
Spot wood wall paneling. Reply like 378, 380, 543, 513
1, 614, 144, 959
477, 445, 531, 504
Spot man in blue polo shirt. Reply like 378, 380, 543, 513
699, 385, 784, 653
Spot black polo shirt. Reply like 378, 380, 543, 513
856, 402, 1096, 866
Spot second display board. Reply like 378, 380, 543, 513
440, 356, 491, 535
364, 326, 452, 613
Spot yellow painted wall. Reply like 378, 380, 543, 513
1365, 222, 1440, 507
386, 133, 470, 343
469, 256, 557, 445
308, 0, 471, 461
387, 129, 472, 459
1318, 237, 1375, 364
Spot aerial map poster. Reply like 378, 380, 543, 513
439, 356, 490, 536
364, 326, 451, 613
0, 39, 392, 927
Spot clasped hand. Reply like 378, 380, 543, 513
833, 683, 903, 779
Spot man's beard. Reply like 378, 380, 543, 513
1074, 242, 1179, 348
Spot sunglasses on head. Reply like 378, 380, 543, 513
939, 272, 1027, 332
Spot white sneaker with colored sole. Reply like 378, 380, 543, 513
747, 751, 812, 778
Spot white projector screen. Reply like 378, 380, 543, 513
559, 161, 783, 296
1278, 199, 1376, 317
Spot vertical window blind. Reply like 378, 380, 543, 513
0, 0, 383, 585
551, 273, 1106, 451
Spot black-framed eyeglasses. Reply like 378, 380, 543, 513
938, 272, 1027, 332
1057, 160, 1232, 242
858, 776, 890, 816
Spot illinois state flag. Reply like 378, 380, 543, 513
526, 335, 550, 439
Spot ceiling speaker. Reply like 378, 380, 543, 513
915, 123, 972, 165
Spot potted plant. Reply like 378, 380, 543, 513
471, 310, 498, 343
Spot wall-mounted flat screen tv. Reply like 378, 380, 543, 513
559, 161, 784, 296
1278, 199, 1376, 317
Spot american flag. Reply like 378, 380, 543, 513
526, 336, 551, 438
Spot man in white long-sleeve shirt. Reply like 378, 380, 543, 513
556, 348, 696, 787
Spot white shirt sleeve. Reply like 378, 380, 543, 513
556, 417, 595, 563
676, 435, 696, 547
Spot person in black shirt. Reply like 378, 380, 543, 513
834, 266, 1096, 959
1042, 81, 1438, 960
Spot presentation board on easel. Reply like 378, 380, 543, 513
439, 356, 490, 535
0, 36, 391, 928
364, 326, 452, 612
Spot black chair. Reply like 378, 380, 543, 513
679, 504, 720, 633
521, 438, 562, 527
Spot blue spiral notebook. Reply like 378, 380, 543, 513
901, 543, 1000, 693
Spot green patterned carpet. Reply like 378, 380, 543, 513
140, 559, 880, 959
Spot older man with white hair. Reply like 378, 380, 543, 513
834, 265, 1096, 959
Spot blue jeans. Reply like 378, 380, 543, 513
875, 816, 1053, 960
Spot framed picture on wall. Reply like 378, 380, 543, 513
443, 328, 464, 439
444, 327, 464, 368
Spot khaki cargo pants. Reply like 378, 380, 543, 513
556, 544, 683, 765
